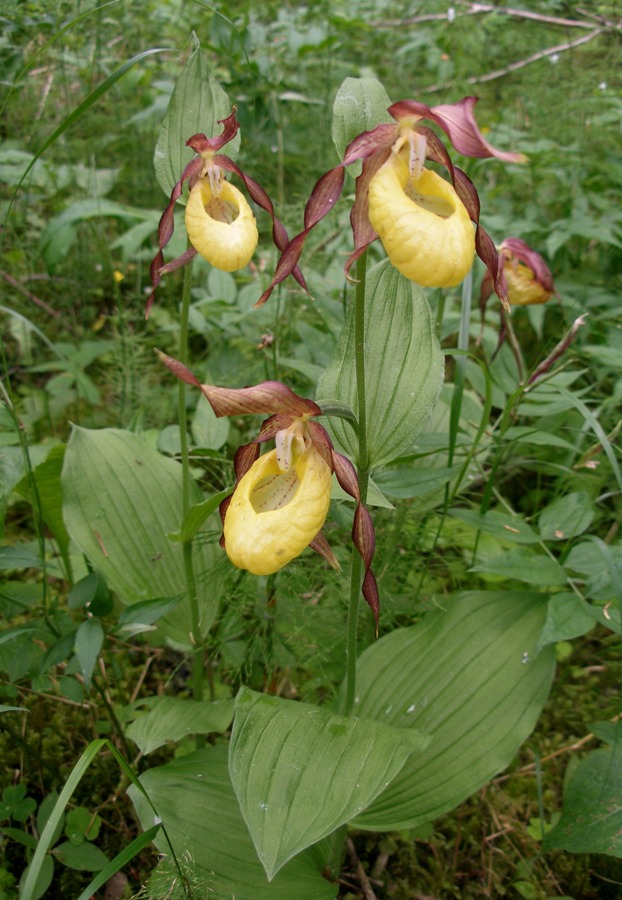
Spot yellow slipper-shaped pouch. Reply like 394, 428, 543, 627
368, 151, 475, 287
185, 178, 259, 272
504, 261, 552, 306
223, 446, 332, 576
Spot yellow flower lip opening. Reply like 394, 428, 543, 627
505, 260, 553, 306
223, 444, 332, 576
368, 150, 475, 288
185, 178, 258, 272
250, 467, 300, 513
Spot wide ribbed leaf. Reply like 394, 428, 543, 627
154, 33, 239, 200
317, 258, 444, 468
14, 444, 71, 574
62, 427, 223, 648
229, 687, 427, 879
129, 747, 336, 900
544, 723, 622, 857
349, 590, 555, 831
126, 697, 234, 754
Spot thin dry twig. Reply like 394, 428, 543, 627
495, 712, 622, 784
0, 269, 60, 318
421, 27, 605, 93
457, 2, 600, 29
371, 2, 601, 30
347, 837, 378, 900
464, 27, 605, 85
369, 2, 618, 93
17, 682, 95, 710
129, 650, 160, 704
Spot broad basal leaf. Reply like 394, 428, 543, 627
229, 687, 427, 879
129, 747, 336, 900
538, 491, 594, 541
126, 697, 234, 754
62, 427, 224, 648
534, 591, 597, 653
349, 590, 555, 831
469, 548, 567, 586
450, 508, 540, 544
14, 445, 71, 572
74, 618, 104, 690
543, 723, 622, 858
317, 258, 444, 468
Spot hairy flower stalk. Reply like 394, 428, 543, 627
156, 352, 380, 625
146, 108, 306, 317
255, 96, 525, 308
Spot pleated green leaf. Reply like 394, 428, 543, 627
15, 444, 71, 575
535, 591, 597, 653
317, 258, 444, 468
129, 747, 337, 900
229, 687, 427, 879
74, 618, 104, 690
61, 427, 223, 648
543, 725, 622, 857
469, 549, 567, 586
349, 590, 556, 831
450, 507, 540, 544
154, 33, 239, 200
126, 697, 234, 754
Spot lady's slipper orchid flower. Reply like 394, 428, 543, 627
480, 238, 556, 319
156, 352, 380, 625
146, 108, 306, 317
256, 96, 525, 308
493, 237, 555, 308
479, 237, 557, 376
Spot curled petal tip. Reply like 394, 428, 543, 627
155, 350, 201, 387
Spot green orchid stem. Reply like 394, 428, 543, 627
178, 254, 205, 736
343, 252, 370, 719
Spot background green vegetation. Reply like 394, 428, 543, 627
1, 1, 621, 897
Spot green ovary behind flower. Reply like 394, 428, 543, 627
223, 446, 332, 576
368, 152, 475, 287
185, 178, 258, 272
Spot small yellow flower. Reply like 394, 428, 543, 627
223, 440, 332, 576
368, 150, 474, 287
185, 177, 258, 272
